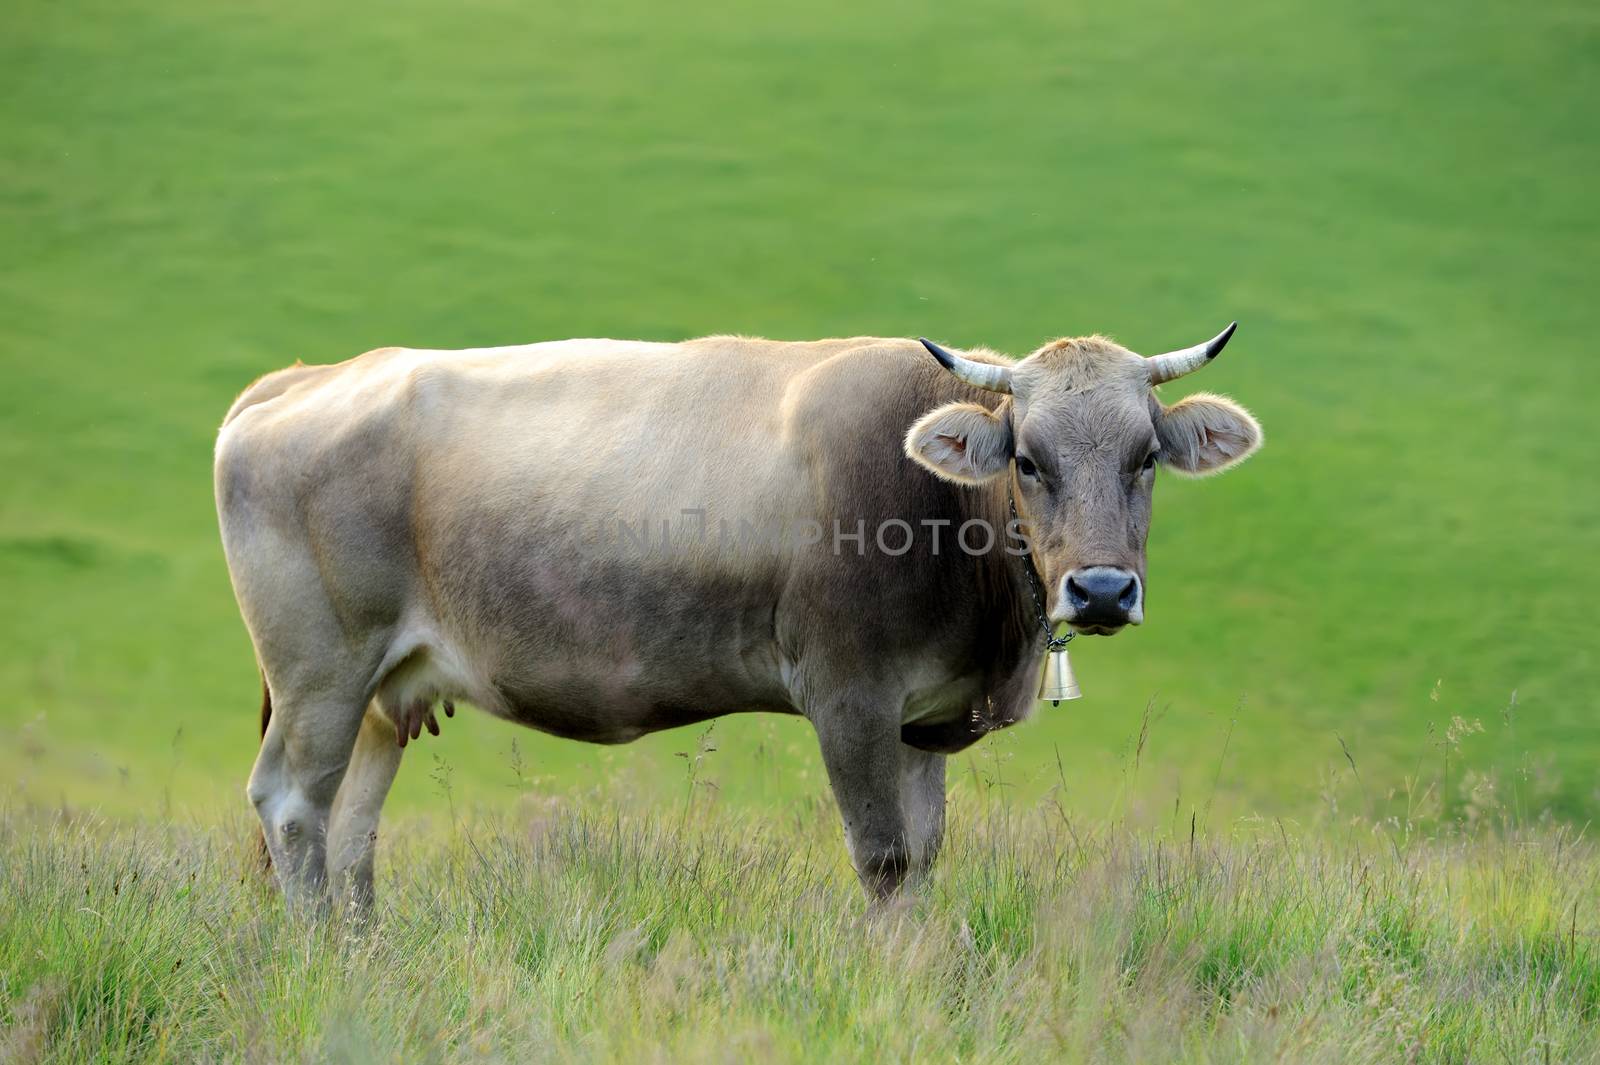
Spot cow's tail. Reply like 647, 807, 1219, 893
256, 673, 273, 873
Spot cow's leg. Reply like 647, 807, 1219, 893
326, 705, 404, 912
811, 704, 919, 901
247, 678, 368, 911
898, 746, 947, 880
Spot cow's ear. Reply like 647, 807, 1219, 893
905, 402, 1012, 484
1154, 392, 1263, 477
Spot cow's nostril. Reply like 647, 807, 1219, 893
1065, 576, 1091, 610
1117, 579, 1138, 610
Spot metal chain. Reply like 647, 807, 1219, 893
1008, 483, 1075, 653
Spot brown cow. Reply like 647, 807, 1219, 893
215, 327, 1261, 908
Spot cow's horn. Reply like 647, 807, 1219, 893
918, 337, 1014, 394
1145, 322, 1238, 386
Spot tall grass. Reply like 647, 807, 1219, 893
3, 772, 1596, 1063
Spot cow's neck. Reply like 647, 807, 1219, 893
969, 472, 1049, 678
905, 384, 1045, 704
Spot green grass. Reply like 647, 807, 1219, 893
1, 0, 1596, 821
6, 0, 1596, 1057
4, 777, 1599, 1063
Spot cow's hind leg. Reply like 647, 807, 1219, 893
327, 705, 404, 913
248, 677, 369, 911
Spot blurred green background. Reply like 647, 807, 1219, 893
2, 0, 1594, 822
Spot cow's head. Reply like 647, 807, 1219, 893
905, 325, 1262, 635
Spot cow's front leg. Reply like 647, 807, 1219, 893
811, 703, 923, 901
899, 745, 947, 879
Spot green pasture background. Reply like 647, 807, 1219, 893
1, 0, 1594, 822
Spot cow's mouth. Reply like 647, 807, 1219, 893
1070, 622, 1128, 637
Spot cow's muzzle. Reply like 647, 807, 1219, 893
1058, 566, 1144, 634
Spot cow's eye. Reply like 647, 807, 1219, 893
1141, 451, 1159, 472
1016, 455, 1038, 478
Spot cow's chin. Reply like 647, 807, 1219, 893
1069, 621, 1130, 637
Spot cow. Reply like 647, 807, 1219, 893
214, 326, 1262, 909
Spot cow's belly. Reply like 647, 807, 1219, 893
486, 647, 800, 744
376, 613, 798, 745
409, 547, 798, 743
494, 679, 799, 744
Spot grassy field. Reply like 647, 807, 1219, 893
4, 778, 1599, 1063
0, 0, 1596, 1056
